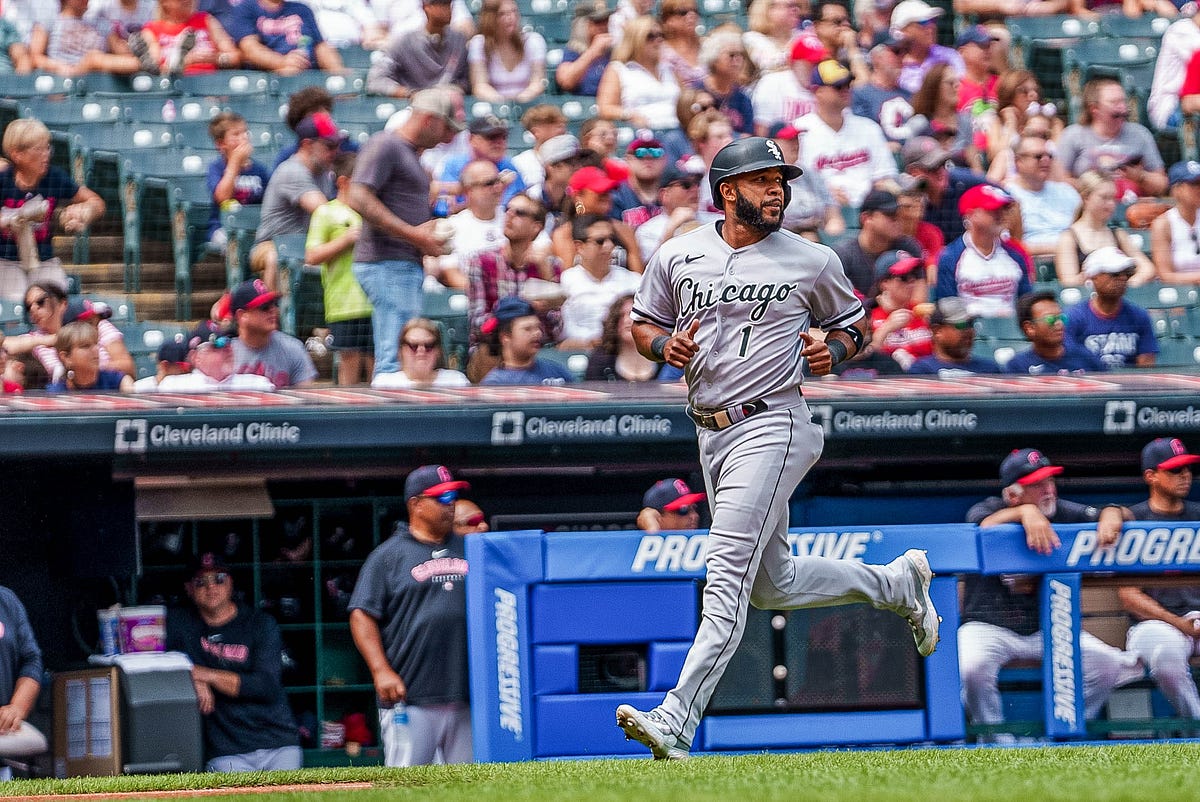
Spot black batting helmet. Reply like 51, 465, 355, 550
708, 136, 803, 209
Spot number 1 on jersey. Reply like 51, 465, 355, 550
737, 325, 752, 358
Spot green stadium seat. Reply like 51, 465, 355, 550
422, 290, 470, 368
275, 233, 317, 336
272, 70, 367, 100
19, 97, 123, 126
168, 176, 215, 320
1062, 40, 1157, 118
973, 316, 1024, 343
1098, 12, 1171, 41
174, 71, 274, 100
539, 345, 590, 380
1154, 337, 1200, 369
120, 321, 190, 379
223, 203, 262, 288
79, 72, 177, 98
332, 97, 404, 126
339, 45, 376, 71
1008, 15, 1101, 107
119, 149, 209, 293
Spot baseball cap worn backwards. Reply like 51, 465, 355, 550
295, 111, 344, 144
405, 464, 470, 499
999, 448, 1064, 487
812, 59, 853, 88
1168, 160, 1200, 188
643, 478, 707, 512
62, 298, 113, 324
1142, 438, 1200, 472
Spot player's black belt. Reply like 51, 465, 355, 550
687, 399, 769, 431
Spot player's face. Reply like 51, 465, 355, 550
1018, 477, 1058, 517
412, 492, 456, 538
1147, 465, 1194, 502
661, 504, 700, 530
188, 570, 234, 614
727, 168, 785, 232
1024, 300, 1064, 349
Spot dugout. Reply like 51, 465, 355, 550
0, 376, 1196, 766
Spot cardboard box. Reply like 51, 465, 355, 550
53, 668, 121, 778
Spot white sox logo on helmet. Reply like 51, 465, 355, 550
765, 140, 783, 161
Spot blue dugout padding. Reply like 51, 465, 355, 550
467, 524, 972, 760
467, 521, 1200, 760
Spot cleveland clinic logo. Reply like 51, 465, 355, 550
810, 405, 834, 436
114, 419, 148, 453
1103, 400, 1137, 434
491, 411, 525, 445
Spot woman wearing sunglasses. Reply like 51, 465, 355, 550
5, 285, 135, 387
596, 17, 688, 161
372, 318, 469, 389
559, 216, 642, 350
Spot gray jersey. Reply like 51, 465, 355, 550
631, 221, 864, 409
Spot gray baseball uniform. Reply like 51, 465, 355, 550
630, 222, 927, 749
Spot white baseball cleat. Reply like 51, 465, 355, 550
615, 704, 690, 760
899, 548, 941, 657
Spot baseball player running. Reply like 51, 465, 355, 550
616, 137, 941, 760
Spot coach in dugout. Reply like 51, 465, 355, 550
635, 478, 706, 533
1118, 438, 1200, 728
958, 448, 1144, 742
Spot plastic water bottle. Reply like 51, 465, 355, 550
433, 192, 451, 219
392, 701, 411, 755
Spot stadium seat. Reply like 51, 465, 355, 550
973, 316, 1024, 343
120, 321, 191, 379
1062, 40, 1157, 118
339, 45, 377, 71
539, 346, 590, 380
223, 204, 263, 288
174, 71, 274, 101
272, 70, 367, 100
1008, 15, 1101, 107
19, 97, 123, 127
422, 290, 471, 368
119, 149, 209, 293
1154, 337, 1200, 369
274, 233, 315, 336
1098, 12, 1171, 41
332, 97, 404, 126
168, 176, 216, 320
79, 72, 176, 98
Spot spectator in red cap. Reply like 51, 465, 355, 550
637, 477, 707, 532
230, 278, 318, 388
155, 322, 275, 392
552, 165, 644, 274
743, 0, 803, 75
934, 184, 1032, 318
250, 111, 342, 291
613, 134, 669, 229
1119, 438, 1200, 728
349, 464, 473, 767
751, 33, 824, 136
865, 249, 932, 371
960, 447, 1140, 742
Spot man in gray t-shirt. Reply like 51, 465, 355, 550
229, 279, 317, 388
250, 112, 339, 290
1056, 79, 1168, 197
365, 0, 469, 98
348, 87, 465, 377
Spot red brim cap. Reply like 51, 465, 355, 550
1017, 465, 1063, 486
423, 480, 470, 496
888, 256, 923, 276
665, 492, 706, 511
1158, 454, 1200, 471
245, 291, 282, 309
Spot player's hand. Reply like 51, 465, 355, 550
799, 331, 833, 375
192, 679, 215, 715
373, 667, 407, 705
0, 704, 23, 734
663, 320, 700, 368
1020, 504, 1060, 555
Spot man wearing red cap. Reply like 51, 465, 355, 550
750, 34, 824, 136
636, 478, 706, 532
960, 448, 1141, 742
230, 279, 318, 388
934, 183, 1032, 319
1117, 439, 1200, 727
349, 464, 473, 767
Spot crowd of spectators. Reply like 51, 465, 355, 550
7, 0, 1200, 390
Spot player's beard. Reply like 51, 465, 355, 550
733, 189, 783, 234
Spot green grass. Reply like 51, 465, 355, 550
7, 744, 1200, 801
